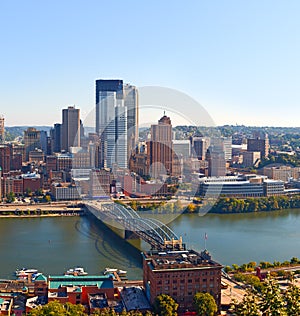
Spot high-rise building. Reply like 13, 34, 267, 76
0, 145, 11, 173
206, 139, 226, 177
95, 79, 138, 169
247, 133, 269, 158
50, 123, 62, 153
124, 84, 138, 160
61, 106, 80, 152
223, 136, 232, 161
149, 114, 173, 178
24, 128, 41, 161
191, 136, 210, 160
0, 115, 4, 144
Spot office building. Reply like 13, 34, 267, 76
247, 134, 269, 158
142, 249, 222, 312
223, 136, 232, 161
172, 140, 190, 160
198, 174, 285, 197
206, 139, 226, 177
263, 165, 300, 182
242, 151, 261, 167
191, 136, 210, 160
0, 115, 4, 144
124, 84, 139, 159
24, 128, 41, 161
149, 114, 173, 178
50, 123, 62, 153
0, 145, 11, 174
95, 79, 138, 169
61, 106, 80, 152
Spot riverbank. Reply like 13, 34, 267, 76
0, 203, 85, 217
128, 194, 300, 214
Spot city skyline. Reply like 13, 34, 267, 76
1, 1, 300, 127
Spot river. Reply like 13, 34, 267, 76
1, 209, 300, 280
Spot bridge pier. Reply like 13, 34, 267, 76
125, 229, 140, 240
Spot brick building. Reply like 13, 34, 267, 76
142, 249, 222, 312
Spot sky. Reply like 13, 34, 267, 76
1, 0, 300, 127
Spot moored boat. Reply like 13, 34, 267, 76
65, 267, 88, 276
103, 267, 118, 274
15, 268, 38, 276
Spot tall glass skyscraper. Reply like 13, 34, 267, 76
95, 79, 138, 169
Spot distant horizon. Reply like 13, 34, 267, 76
4, 123, 300, 129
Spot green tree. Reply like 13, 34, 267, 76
28, 300, 87, 315
6, 191, 15, 203
193, 292, 217, 316
285, 283, 300, 316
153, 294, 178, 316
231, 290, 260, 316
259, 275, 286, 316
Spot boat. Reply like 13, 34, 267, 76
103, 267, 118, 274
65, 267, 88, 276
117, 269, 127, 276
15, 268, 38, 276
103, 268, 127, 276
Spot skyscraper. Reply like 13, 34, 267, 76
124, 84, 138, 160
0, 115, 4, 144
50, 123, 62, 153
247, 133, 269, 158
95, 79, 138, 169
61, 106, 80, 152
149, 114, 173, 178
24, 127, 41, 161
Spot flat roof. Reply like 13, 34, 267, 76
48, 275, 114, 290
143, 249, 222, 271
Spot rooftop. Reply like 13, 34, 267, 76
48, 275, 114, 290
120, 286, 151, 311
142, 249, 222, 271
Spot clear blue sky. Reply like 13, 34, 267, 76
1, 0, 300, 127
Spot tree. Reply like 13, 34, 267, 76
259, 275, 286, 316
153, 294, 178, 316
285, 283, 300, 315
193, 292, 217, 316
231, 290, 260, 316
6, 191, 15, 203
28, 300, 87, 316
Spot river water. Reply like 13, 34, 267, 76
1, 209, 300, 280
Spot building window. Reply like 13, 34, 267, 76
188, 279, 192, 283
173, 279, 177, 283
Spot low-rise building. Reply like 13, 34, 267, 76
51, 183, 81, 200
198, 174, 285, 197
